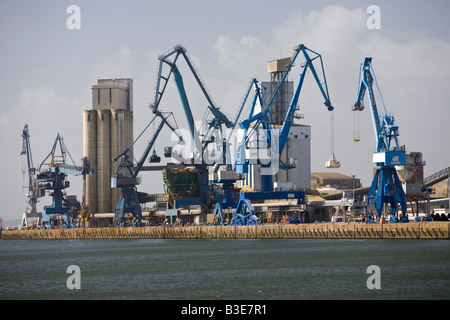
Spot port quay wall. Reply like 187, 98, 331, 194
3, 222, 449, 240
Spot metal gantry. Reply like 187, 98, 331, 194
37, 133, 94, 228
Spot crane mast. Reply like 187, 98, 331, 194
352, 57, 407, 221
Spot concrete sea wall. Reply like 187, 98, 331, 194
2, 222, 449, 240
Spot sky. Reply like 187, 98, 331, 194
1, 0, 449, 222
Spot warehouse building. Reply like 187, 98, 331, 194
311, 172, 362, 190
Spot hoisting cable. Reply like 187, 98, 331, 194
149, 117, 160, 163
331, 110, 335, 154
353, 110, 360, 142
325, 110, 340, 168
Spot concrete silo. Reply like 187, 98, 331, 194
97, 109, 111, 212
83, 79, 133, 218
82, 110, 98, 214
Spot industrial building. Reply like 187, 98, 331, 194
311, 173, 362, 190
396, 150, 425, 196
83, 79, 134, 225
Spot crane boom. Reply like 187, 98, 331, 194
152, 45, 232, 128
151, 45, 233, 165
279, 45, 333, 155
353, 57, 401, 153
172, 66, 202, 155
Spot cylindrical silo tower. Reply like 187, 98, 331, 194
97, 109, 111, 213
83, 79, 133, 217
83, 110, 98, 214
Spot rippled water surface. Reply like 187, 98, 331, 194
1, 239, 449, 299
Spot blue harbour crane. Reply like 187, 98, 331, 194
112, 111, 183, 227
352, 57, 407, 222
37, 134, 95, 228
20, 124, 43, 229
113, 45, 238, 226
228, 44, 336, 225
153, 45, 243, 223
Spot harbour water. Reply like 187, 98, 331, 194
0, 238, 449, 300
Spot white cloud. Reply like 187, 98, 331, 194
272, 6, 367, 53
16, 87, 81, 139
92, 46, 137, 79
19, 87, 67, 113
214, 34, 266, 80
